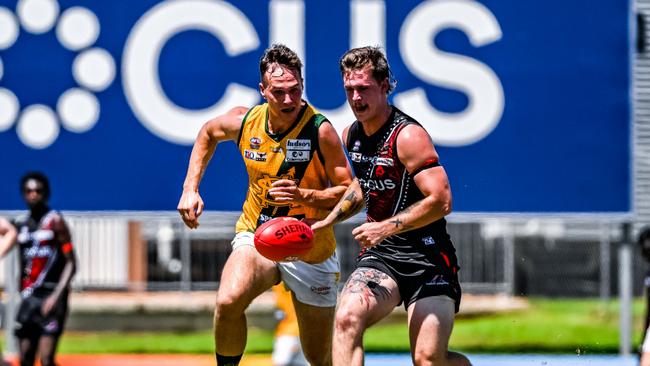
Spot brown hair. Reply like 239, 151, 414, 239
259, 44, 303, 85
339, 46, 395, 93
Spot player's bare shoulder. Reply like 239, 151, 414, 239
398, 123, 433, 144
224, 106, 250, 121
396, 123, 439, 173
341, 125, 352, 145
204, 106, 250, 141
49, 211, 69, 231
316, 119, 342, 146
52, 211, 66, 224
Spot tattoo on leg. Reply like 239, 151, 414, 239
344, 268, 391, 305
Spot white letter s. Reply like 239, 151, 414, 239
396, 0, 503, 146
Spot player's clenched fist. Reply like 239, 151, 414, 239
177, 190, 204, 229
352, 222, 389, 248
268, 179, 303, 203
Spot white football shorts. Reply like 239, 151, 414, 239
231, 231, 340, 307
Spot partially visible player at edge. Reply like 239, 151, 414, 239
272, 283, 308, 366
0, 218, 16, 366
638, 227, 650, 366
0, 172, 77, 366
312, 46, 472, 366
177, 44, 353, 366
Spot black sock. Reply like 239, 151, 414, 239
215, 353, 242, 366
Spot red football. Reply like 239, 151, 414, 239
254, 217, 314, 262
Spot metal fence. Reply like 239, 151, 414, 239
0, 212, 637, 298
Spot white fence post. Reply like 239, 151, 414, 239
619, 222, 633, 356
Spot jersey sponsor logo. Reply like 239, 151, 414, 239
259, 214, 272, 224
24, 245, 54, 258
352, 140, 361, 152
349, 152, 362, 162
422, 236, 436, 246
359, 178, 396, 191
32, 229, 55, 242
310, 285, 331, 295
426, 274, 449, 286
244, 150, 267, 162
44, 320, 60, 333
18, 229, 54, 244
249, 137, 262, 149
286, 150, 309, 162
375, 157, 394, 167
352, 154, 395, 166
286, 139, 311, 162
286, 139, 311, 150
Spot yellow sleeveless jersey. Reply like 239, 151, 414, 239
235, 102, 336, 264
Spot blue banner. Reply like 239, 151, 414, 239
0, 0, 631, 213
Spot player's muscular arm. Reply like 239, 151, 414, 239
0, 218, 17, 258
305, 121, 353, 207
311, 179, 364, 231
330, 180, 365, 222
270, 122, 353, 209
381, 124, 451, 234
352, 125, 451, 247
181, 106, 248, 192
178, 106, 248, 228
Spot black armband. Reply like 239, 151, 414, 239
411, 159, 440, 176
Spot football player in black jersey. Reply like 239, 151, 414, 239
0, 172, 76, 366
313, 47, 471, 366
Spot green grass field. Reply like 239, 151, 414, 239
52, 298, 645, 354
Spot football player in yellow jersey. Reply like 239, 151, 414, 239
272, 284, 307, 366
177, 44, 353, 366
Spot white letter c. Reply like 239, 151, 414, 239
123, 0, 260, 145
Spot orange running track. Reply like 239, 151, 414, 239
5, 354, 271, 366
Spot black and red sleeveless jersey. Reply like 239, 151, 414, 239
13, 210, 68, 297
346, 107, 457, 268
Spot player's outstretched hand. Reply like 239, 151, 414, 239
177, 190, 204, 229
